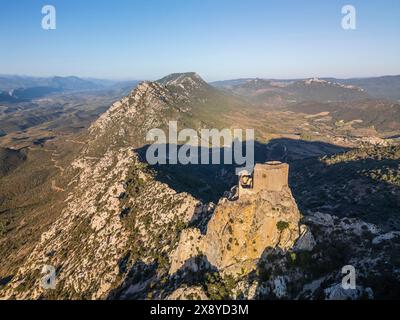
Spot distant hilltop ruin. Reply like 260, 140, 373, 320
238, 161, 289, 197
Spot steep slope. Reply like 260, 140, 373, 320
156, 72, 250, 128
0, 73, 249, 299
157, 72, 210, 92
0, 79, 204, 299
170, 182, 302, 276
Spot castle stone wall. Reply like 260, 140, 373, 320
253, 161, 289, 192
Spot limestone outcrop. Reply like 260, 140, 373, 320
170, 162, 302, 276
294, 224, 316, 252
203, 185, 301, 275
169, 228, 205, 274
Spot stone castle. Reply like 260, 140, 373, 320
170, 160, 302, 276
238, 161, 289, 197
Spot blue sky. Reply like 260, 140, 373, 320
0, 0, 399, 81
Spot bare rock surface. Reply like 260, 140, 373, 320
170, 184, 302, 276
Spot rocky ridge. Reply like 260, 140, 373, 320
0, 78, 206, 299
170, 184, 302, 276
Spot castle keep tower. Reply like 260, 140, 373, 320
238, 161, 289, 197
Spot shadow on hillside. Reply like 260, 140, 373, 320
0, 275, 13, 288
107, 259, 159, 300
250, 244, 355, 300
107, 254, 219, 300
135, 138, 400, 230
289, 155, 400, 231
134, 138, 346, 203
106, 139, 400, 300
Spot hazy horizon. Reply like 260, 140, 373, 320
2, 72, 400, 84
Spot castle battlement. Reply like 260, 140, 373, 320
238, 161, 289, 197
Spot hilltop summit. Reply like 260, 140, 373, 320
157, 72, 211, 97
158, 72, 205, 86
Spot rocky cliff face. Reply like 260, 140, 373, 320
170, 184, 302, 276
205, 187, 301, 274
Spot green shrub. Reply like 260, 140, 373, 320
205, 272, 234, 300
300, 132, 313, 141
276, 221, 289, 232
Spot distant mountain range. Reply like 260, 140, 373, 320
322, 76, 400, 101
2, 74, 400, 105
0, 75, 140, 103
212, 75, 400, 102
